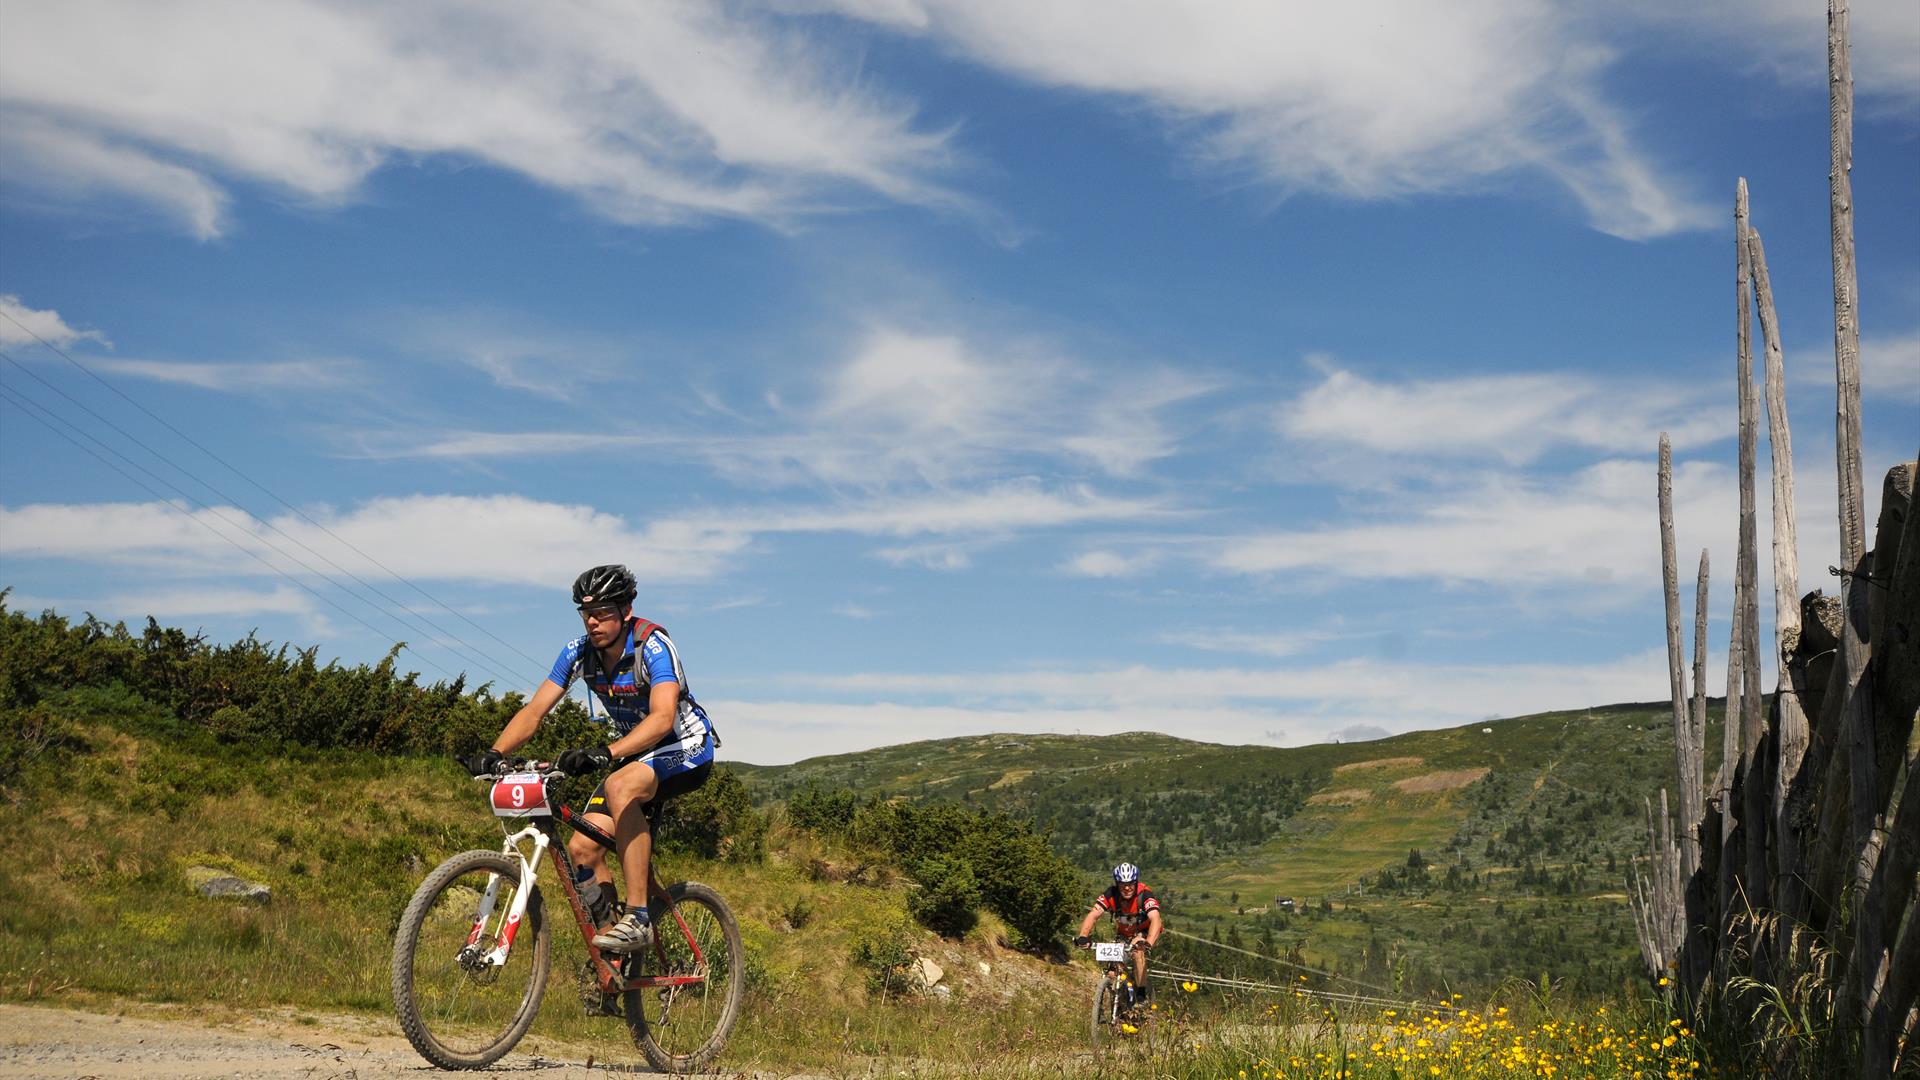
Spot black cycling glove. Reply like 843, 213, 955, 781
1073, 935, 1092, 948
557, 745, 614, 776
461, 748, 505, 776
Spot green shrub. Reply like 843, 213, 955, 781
786, 785, 1081, 949
960, 820, 1080, 948
851, 932, 913, 998
781, 896, 814, 930
0, 704, 83, 796
658, 766, 765, 862
907, 856, 979, 938
786, 785, 860, 835
206, 705, 265, 743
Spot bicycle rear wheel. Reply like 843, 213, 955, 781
624, 881, 744, 1073
391, 849, 551, 1069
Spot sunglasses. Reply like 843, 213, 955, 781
578, 604, 624, 623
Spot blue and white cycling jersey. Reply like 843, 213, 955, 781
547, 620, 714, 765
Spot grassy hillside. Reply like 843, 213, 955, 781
0, 698, 1095, 1071
739, 701, 1730, 997
0, 694, 1729, 1077
0, 604, 1738, 1075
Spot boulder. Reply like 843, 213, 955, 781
186, 865, 270, 904
910, 957, 944, 989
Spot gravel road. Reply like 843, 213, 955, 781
0, 1002, 682, 1079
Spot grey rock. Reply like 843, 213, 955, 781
186, 865, 271, 904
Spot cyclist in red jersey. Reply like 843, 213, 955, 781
1073, 861, 1162, 1007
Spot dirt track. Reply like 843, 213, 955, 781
0, 1002, 749, 1079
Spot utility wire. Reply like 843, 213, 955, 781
0, 308, 544, 670
0, 348, 521, 687
0, 353, 516, 685
1162, 926, 1397, 997
1149, 965, 1461, 1015
0, 382, 464, 683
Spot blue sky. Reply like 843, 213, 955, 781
1, 1, 1915, 765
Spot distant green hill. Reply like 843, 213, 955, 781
737, 702, 1729, 996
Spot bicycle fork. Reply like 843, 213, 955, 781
459, 825, 549, 969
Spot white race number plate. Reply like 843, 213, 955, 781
1094, 942, 1128, 963
490, 773, 552, 817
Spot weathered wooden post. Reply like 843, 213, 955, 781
1693, 550, 1710, 765
1659, 434, 1703, 880
1718, 576, 1744, 944
1749, 226, 1812, 932
1824, 2, 1885, 1072
1735, 180, 1770, 919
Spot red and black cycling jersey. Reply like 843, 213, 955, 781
1096, 883, 1160, 938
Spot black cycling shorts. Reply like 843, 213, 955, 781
583, 758, 712, 824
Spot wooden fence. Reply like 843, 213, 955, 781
1629, 4, 1917, 1076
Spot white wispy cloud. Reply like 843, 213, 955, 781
0, 117, 232, 239
1276, 360, 1728, 465
1864, 331, 1920, 406
0, 1, 963, 238
1788, 329, 1920, 408
90, 357, 359, 392
0, 495, 746, 587
710, 326, 1219, 488
352, 432, 675, 460
0, 295, 111, 349
1621, 0, 1920, 111
720, 647, 1687, 763
1063, 549, 1162, 579
0, 483, 1160, 590
1176, 629, 1339, 659
824, 0, 1715, 238
1211, 457, 1731, 588
352, 323, 1220, 489
742, 481, 1166, 537
108, 585, 319, 619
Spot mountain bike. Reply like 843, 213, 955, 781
1085, 940, 1144, 1048
390, 762, 743, 1073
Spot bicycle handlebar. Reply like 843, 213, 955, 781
469, 761, 569, 781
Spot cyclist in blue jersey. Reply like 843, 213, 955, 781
461, 564, 717, 953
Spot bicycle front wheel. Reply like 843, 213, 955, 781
624, 881, 744, 1073
1090, 972, 1120, 1049
391, 849, 551, 1069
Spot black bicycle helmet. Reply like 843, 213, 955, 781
572, 564, 637, 608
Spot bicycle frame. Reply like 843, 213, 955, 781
472, 782, 710, 1000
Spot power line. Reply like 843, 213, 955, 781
1149, 965, 1461, 1016
0, 353, 518, 686
0, 381, 465, 683
0, 307, 544, 671
1162, 926, 1397, 997
0, 346, 523, 686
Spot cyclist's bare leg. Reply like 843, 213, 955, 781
1129, 936, 1150, 995
601, 761, 661, 911
568, 812, 617, 890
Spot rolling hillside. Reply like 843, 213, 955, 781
737, 701, 1731, 995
